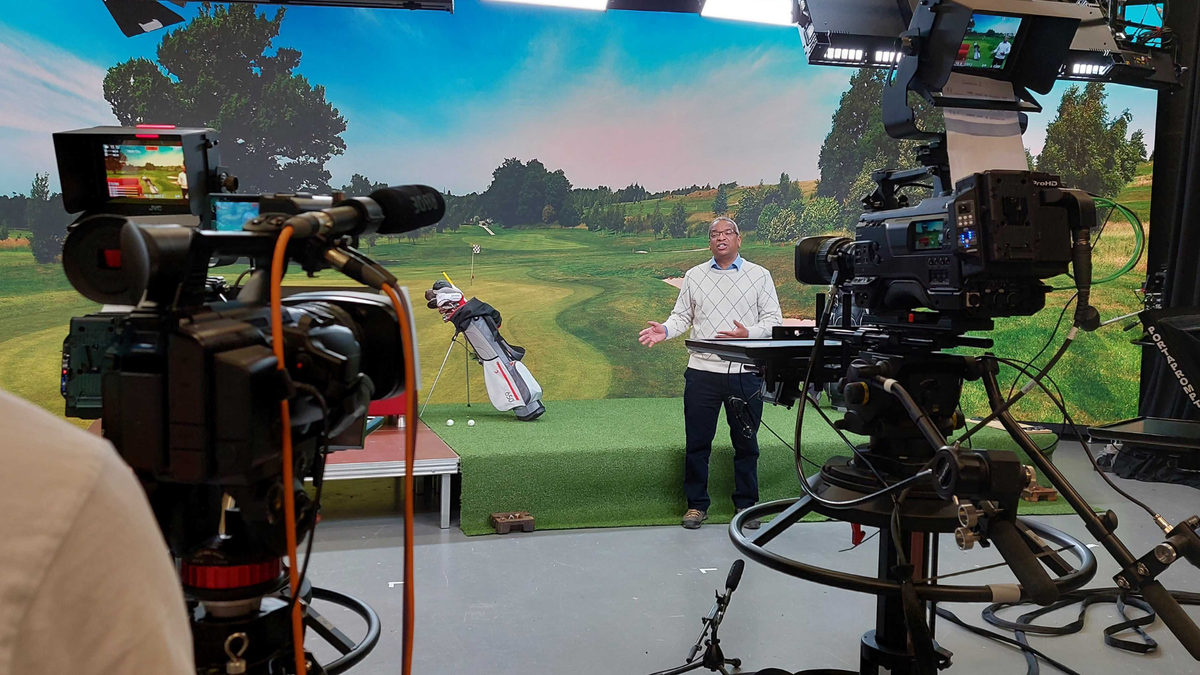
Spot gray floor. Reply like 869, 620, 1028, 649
303, 443, 1200, 675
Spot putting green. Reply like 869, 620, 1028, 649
423, 398, 1076, 536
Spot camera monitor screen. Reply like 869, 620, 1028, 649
212, 197, 260, 232
913, 219, 945, 250
102, 139, 188, 203
955, 13, 1022, 71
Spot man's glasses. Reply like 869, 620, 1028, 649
710, 230, 737, 240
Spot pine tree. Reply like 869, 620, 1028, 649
778, 172, 792, 203
712, 185, 728, 216
667, 201, 688, 238
26, 173, 65, 264
817, 69, 942, 206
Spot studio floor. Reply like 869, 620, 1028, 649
304, 442, 1200, 675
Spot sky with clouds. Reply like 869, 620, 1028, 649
0, 0, 1159, 197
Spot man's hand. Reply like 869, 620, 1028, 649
639, 321, 667, 348
715, 320, 749, 339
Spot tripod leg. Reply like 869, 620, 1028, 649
463, 337, 471, 407
421, 337, 458, 417
748, 479, 819, 546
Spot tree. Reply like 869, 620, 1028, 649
732, 185, 784, 232
0, 222, 8, 241
787, 198, 806, 224
542, 204, 557, 224
799, 197, 842, 236
480, 158, 526, 226
650, 211, 665, 239
712, 184, 729, 216
516, 159, 548, 224
339, 173, 388, 196
558, 201, 581, 228
104, 4, 347, 193
1036, 83, 1147, 196
778, 172, 793, 203
758, 203, 782, 236
760, 208, 799, 243
667, 201, 688, 238
817, 68, 941, 206
545, 169, 572, 213
27, 174, 66, 264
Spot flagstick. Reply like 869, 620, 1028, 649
470, 250, 475, 289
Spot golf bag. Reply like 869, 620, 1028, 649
425, 282, 546, 421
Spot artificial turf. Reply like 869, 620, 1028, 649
422, 398, 1078, 536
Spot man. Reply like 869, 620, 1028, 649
0, 389, 194, 675
992, 36, 1012, 67
639, 217, 783, 529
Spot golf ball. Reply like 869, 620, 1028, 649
446, 419, 455, 427
467, 419, 475, 427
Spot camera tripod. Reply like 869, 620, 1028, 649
722, 347, 1200, 674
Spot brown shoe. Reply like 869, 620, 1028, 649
736, 507, 761, 530
682, 508, 707, 529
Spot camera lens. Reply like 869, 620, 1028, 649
795, 235, 853, 285
63, 215, 141, 305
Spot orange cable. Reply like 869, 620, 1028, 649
269, 226, 307, 675
382, 284, 417, 675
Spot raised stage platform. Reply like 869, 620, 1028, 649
420, 398, 1075, 536
323, 421, 459, 528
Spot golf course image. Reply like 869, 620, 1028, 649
0, 163, 1151, 429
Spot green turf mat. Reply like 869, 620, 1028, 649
422, 398, 1077, 535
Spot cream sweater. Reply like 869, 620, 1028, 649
662, 258, 783, 373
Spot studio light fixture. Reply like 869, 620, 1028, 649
1069, 61, 1111, 76
700, 0, 795, 26
824, 47, 864, 62
488, 0, 608, 10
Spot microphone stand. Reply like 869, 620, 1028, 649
649, 560, 745, 675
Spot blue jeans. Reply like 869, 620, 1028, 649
683, 368, 763, 511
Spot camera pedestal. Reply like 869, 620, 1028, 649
189, 577, 380, 675
731, 475, 1093, 675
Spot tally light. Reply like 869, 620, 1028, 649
701, 0, 795, 27
488, 0, 608, 10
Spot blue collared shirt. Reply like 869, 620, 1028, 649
709, 254, 744, 271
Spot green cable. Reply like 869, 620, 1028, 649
1050, 195, 1145, 290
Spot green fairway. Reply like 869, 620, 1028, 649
423, 398, 1072, 535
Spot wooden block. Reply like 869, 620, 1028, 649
490, 511, 535, 534
1021, 486, 1059, 502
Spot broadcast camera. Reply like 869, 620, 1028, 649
685, 2, 1200, 674
54, 125, 444, 674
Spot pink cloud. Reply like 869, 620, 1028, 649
331, 48, 851, 193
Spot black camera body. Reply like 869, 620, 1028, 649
87, 291, 402, 560
52, 124, 446, 671
797, 170, 1074, 328
58, 209, 407, 555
